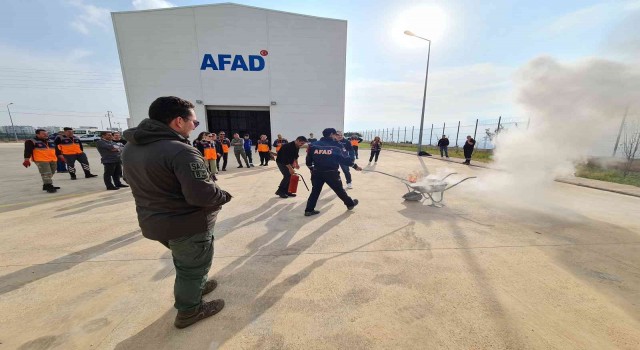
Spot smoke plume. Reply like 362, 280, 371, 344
476, 56, 640, 203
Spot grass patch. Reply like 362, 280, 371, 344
575, 163, 640, 187
360, 142, 494, 163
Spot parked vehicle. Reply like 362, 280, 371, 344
78, 134, 101, 143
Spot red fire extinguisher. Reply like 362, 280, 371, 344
288, 173, 309, 194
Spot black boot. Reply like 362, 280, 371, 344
70, 173, 77, 180
84, 171, 98, 178
44, 184, 57, 193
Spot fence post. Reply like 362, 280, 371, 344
613, 108, 629, 157
429, 124, 433, 146
397, 127, 400, 143
442, 122, 446, 136
497, 116, 502, 132
455, 121, 460, 147
411, 126, 415, 144
404, 126, 407, 143
473, 119, 478, 140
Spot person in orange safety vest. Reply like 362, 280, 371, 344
272, 134, 288, 153
216, 131, 231, 171
54, 127, 98, 180
255, 134, 272, 166
23, 129, 61, 193
350, 135, 363, 159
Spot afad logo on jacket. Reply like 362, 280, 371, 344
200, 50, 268, 72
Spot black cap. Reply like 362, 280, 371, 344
296, 136, 308, 142
322, 128, 337, 137
63, 127, 73, 131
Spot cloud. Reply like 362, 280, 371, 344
345, 63, 515, 130
0, 44, 127, 127
604, 4, 640, 60
545, 3, 614, 35
67, 0, 111, 36
132, 0, 175, 10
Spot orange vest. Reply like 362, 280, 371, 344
275, 140, 286, 152
220, 139, 230, 153
351, 140, 359, 146
257, 141, 269, 152
57, 136, 82, 155
202, 142, 217, 160
31, 139, 57, 162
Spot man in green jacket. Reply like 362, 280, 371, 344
122, 96, 233, 329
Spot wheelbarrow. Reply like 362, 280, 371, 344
365, 170, 476, 207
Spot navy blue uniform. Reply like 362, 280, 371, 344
304, 137, 357, 212
337, 138, 355, 184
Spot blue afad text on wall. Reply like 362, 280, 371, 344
200, 54, 266, 71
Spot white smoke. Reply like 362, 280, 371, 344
475, 56, 640, 203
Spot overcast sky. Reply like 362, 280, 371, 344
1, 0, 638, 131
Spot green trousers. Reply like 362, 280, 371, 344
35, 161, 56, 184
167, 229, 214, 312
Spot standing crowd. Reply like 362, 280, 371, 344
20, 94, 479, 331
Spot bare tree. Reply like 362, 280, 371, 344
620, 119, 640, 177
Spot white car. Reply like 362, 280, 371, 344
78, 134, 101, 143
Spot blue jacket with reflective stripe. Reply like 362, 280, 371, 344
306, 137, 354, 171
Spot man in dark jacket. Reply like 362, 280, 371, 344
96, 131, 128, 190
275, 136, 307, 198
437, 135, 450, 158
463, 135, 476, 165
122, 96, 232, 329
335, 131, 355, 189
304, 128, 362, 216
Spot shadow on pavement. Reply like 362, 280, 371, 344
115, 204, 353, 350
0, 229, 142, 296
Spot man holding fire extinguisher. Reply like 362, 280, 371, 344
275, 136, 308, 198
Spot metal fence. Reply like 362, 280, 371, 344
351, 117, 528, 150
0, 132, 36, 142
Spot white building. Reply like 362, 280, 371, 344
112, 3, 347, 141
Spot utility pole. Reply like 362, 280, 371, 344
107, 111, 113, 129
6, 103, 18, 142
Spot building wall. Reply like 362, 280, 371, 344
112, 4, 347, 141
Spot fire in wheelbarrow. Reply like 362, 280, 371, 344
365, 170, 476, 207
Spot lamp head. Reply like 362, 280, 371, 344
404, 30, 415, 36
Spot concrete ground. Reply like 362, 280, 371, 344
0, 142, 639, 349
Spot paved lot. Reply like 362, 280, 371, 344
0, 142, 639, 349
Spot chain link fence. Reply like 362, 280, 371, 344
351, 117, 527, 150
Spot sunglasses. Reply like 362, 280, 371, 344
181, 116, 200, 127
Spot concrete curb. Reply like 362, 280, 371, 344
555, 178, 640, 199
382, 147, 640, 198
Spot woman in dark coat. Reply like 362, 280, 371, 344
462, 135, 476, 165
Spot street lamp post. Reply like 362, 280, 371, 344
404, 30, 431, 155
6, 103, 18, 142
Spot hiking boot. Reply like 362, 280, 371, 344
44, 184, 57, 193
304, 210, 320, 217
43, 184, 60, 190
106, 187, 119, 191
237, 165, 243, 168
286, 192, 297, 197
174, 299, 225, 329
347, 199, 359, 210
116, 184, 129, 188
202, 279, 218, 296
85, 173, 98, 178
70, 174, 77, 180
277, 192, 288, 198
